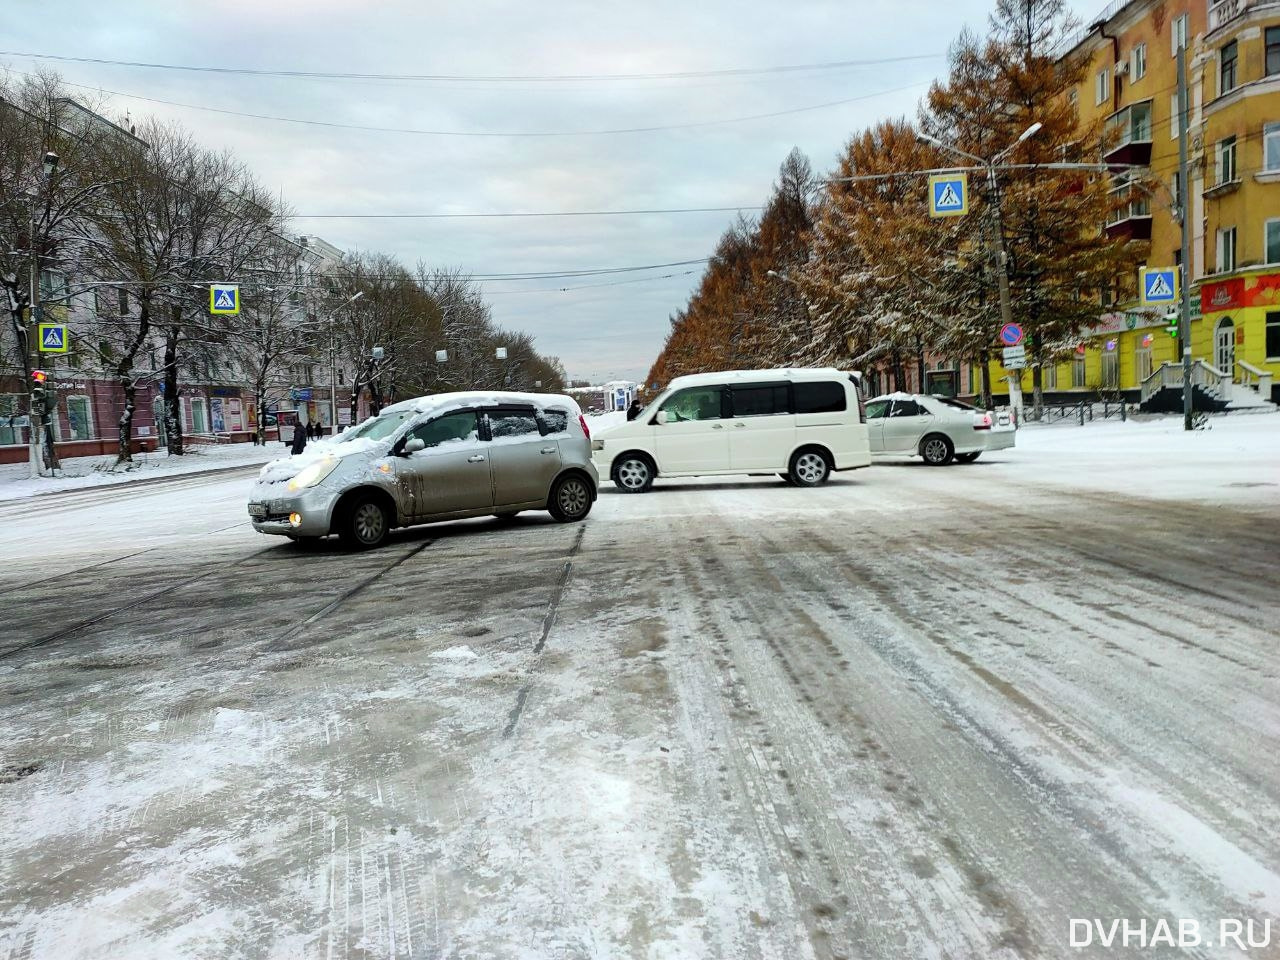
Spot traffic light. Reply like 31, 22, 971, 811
30, 370, 55, 415
1164, 312, 1179, 338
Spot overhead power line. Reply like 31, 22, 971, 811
292, 206, 764, 219
49, 75, 931, 138
0, 49, 944, 84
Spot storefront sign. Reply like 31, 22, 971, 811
1085, 310, 1164, 336
1201, 271, 1280, 313
209, 386, 241, 398
210, 397, 226, 433
338, 407, 352, 425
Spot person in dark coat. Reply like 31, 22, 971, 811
291, 421, 308, 455
626, 398, 643, 421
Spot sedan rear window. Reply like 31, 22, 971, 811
794, 381, 847, 413
936, 397, 977, 411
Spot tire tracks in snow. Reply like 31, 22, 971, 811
503, 525, 584, 739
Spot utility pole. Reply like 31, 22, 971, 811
27, 205, 48, 478
1176, 43, 1194, 431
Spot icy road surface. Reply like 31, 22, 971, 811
1, 417, 1278, 959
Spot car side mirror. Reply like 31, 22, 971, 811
655, 410, 669, 425
404, 438, 425, 454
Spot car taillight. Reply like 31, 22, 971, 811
578, 415, 591, 440
974, 413, 992, 430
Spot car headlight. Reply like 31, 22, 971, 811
287, 457, 339, 492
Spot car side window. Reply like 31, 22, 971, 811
408, 411, 480, 449
794, 381, 847, 413
539, 408, 569, 435
890, 400, 922, 417
487, 408, 540, 438
731, 383, 790, 417
864, 400, 890, 419
660, 386, 725, 422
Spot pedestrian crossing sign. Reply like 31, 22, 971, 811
38, 323, 68, 353
210, 283, 240, 315
928, 173, 969, 217
1140, 267, 1178, 305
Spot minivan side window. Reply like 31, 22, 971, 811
731, 383, 789, 417
487, 408, 540, 438
408, 411, 480, 448
659, 387, 725, 422
794, 381, 847, 413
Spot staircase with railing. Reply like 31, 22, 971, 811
1236, 360, 1274, 400
1139, 359, 1233, 411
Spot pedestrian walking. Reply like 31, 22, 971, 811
291, 421, 308, 455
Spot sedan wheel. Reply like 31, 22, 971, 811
614, 456, 654, 493
549, 475, 593, 522
789, 449, 830, 487
921, 435, 955, 466
342, 496, 389, 549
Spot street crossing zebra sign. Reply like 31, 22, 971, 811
1140, 268, 1178, 305
928, 173, 969, 218
210, 283, 240, 315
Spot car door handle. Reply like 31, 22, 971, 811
540, 446, 556, 454
711, 424, 724, 429
733, 422, 745, 428
467, 455, 485, 463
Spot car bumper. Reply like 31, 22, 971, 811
248, 484, 341, 538
984, 429, 1017, 451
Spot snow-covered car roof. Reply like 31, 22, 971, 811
379, 391, 582, 417
867, 392, 921, 403
666, 368, 855, 391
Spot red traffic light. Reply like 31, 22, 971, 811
32, 369, 48, 383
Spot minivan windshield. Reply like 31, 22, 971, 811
338, 410, 413, 442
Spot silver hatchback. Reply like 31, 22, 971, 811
248, 392, 598, 548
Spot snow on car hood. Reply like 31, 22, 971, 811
256, 437, 384, 483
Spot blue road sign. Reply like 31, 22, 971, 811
928, 173, 969, 217
1140, 267, 1178, 305
210, 283, 240, 315
38, 323, 68, 353
999, 322, 1024, 347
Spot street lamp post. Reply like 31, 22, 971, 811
26, 151, 61, 477
328, 290, 363, 434
917, 123, 1040, 421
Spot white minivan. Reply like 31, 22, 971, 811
591, 368, 871, 492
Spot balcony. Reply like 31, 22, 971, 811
1209, 0, 1280, 32
1103, 101, 1154, 166
1106, 183, 1153, 239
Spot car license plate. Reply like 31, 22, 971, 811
248, 503, 267, 520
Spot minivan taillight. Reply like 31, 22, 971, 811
578, 415, 591, 440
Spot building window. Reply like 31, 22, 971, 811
1268, 27, 1280, 76
1216, 136, 1238, 185
118, 288, 129, 315
1217, 226, 1238, 272
1043, 363, 1058, 389
1068, 88, 1079, 112
39, 269, 67, 301
1220, 41, 1238, 96
65, 396, 92, 441
1267, 219, 1280, 263
1172, 14, 1188, 56
1267, 311, 1280, 359
190, 398, 209, 434
1131, 43, 1147, 80
1170, 95, 1181, 139
1101, 349, 1120, 389
1095, 67, 1111, 106
1171, 171, 1182, 207
1266, 122, 1280, 172
1072, 354, 1087, 387
0, 394, 25, 446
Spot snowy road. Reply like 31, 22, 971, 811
2, 431, 1279, 959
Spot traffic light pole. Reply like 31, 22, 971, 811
1176, 43, 1194, 431
27, 206, 49, 478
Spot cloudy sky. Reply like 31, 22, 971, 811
4, 0, 1096, 383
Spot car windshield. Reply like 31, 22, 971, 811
338, 410, 413, 442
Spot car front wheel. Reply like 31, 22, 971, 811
549, 474, 593, 522
921, 434, 955, 466
341, 495, 390, 549
613, 454, 655, 493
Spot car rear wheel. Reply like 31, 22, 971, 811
340, 495, 390, 549
788, 448, 831, 487
549, 474, 593, 522
613, 454, 655, 493
921, 434, 955, 466
955, 451, 981, 463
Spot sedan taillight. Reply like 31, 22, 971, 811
578, 415, 591, 440
974, 413, 992, 430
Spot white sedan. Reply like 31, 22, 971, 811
864, 393, 1015, 466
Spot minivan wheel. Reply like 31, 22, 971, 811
789, 448, 831, 487
921, 434, 955, 466
341, 495, 390, 549
549, 475, 593, 522
613, 454, 654, 493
